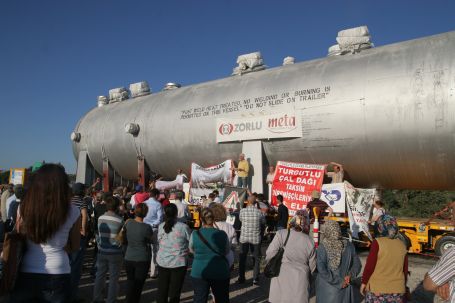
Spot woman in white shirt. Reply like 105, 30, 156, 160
370, 200, 386, 224
266, 166, 275, 185
209, 203, 237, 268
10, 164, 81, 303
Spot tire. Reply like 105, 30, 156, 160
397, 231, 412, 250
435, 234, 455, 256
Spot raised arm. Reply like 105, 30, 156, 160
331, 162, 344, 171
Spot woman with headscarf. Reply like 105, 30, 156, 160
265, 210, 316, 303
316, 220, 361, 303
361, 215, 408, 303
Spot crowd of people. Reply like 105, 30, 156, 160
0, 162, 454, 303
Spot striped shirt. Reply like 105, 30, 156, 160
428, 246, 455, 303
97, 212, 124, 255
71, 196, 87, 210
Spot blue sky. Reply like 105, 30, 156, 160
0, 0, 454, 173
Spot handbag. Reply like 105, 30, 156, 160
0, 226, 27, 295
114, 219, 130, 246
264, 229, 290, 278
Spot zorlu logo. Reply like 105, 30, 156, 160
322, 189, 342, 206
219, 123, 234, 135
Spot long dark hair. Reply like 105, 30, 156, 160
163, 203, 178, 233
20, 164, 71, 244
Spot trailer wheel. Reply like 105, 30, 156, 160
397, 232, 412, 250
435, 235, 455, 256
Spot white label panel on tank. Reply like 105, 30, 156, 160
216, 112, 302, 143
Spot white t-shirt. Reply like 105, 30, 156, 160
214, 221, 238, 267
129, 194, 137, 208
327, 171, 344, 183
266, 172, 275, 184
372, 207, 385, 220
173, 200, 189, 222
21, 204, 80, 274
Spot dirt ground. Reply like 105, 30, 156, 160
70, 246, 444, 303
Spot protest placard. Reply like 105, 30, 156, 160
271, 161, 325, 214
344, 181, 375, 240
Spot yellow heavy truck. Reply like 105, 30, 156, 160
395, 217, 454, 256
329, 214, 455, 256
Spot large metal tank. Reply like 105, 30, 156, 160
72, 30, 455, 190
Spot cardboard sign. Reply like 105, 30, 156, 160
321, 183, 346, 213
271, 161, 325, 214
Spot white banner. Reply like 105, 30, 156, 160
320, 183, 346, 213
344, 181, 375, 240
216, 112, 302, 142
155, 173, 188, 191
190, 160, 233, 203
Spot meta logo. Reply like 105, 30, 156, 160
267, 114, 296, 133
322, 189, 342, 206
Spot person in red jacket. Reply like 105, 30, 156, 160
160, 190, 171, 207
131, 185, 150, 208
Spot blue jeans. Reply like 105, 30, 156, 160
192, 277, 230, 303
93, 253, 123, 303
9, 273, 71, 303
237, 177, 247, 188
70, 235, 87, 298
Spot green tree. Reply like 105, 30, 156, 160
382, 190, 454, 218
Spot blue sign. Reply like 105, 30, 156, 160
322, 189, 342, 206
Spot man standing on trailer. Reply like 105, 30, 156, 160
326, 162, 344, 184
232, 153, 249, 188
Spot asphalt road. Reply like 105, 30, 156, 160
70, 247, 444, 303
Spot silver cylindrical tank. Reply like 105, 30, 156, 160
73, 30, 455, 190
